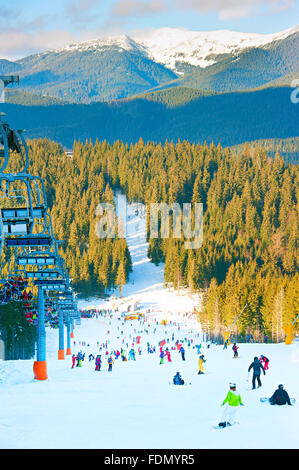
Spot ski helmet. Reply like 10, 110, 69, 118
278, 384, 284, 389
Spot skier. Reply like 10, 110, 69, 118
76, 351, 82, 367
180, 346, 186, 361
107, 355, 113, 372
121, 349, 127, 361
71, 354, 76, 369
232, 343, 239, 358
128, 348, 136, 361
173, 372, 184, 385
198, 354, 206, 374
95, 355, 101, 371
165, 349, 172, 362
223, 339, 229, 350
195, 344, 202, 354
218, 382, 244, 428
159, 350, 165, 364
248, 356, 265, 389
269, 384, 293, 406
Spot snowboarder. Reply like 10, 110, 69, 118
218, 382, 244, 428
173, 372, 185, 385
269, 385, 293, 406
198, 354, 206, 374
248, 356, 265, 389
232, 343, 239, 358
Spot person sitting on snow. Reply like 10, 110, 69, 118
269, 384, 292, 406
173, 372, 185, 385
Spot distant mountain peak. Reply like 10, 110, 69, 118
133, 25, 299, 70
55, 33, 146, 55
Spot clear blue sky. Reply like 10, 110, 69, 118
0, 0, 298, 59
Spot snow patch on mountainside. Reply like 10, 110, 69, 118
54, 34, 147, 55
134, 26, 299, 70
41, 25, 298, 72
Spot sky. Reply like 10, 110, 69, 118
0, 0, 298, 59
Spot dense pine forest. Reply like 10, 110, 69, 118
5, 137, 298, 340
2, 86, 298, 151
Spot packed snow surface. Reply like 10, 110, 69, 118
0, 201, 298, 449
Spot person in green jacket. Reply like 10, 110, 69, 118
218, 383, 244, 428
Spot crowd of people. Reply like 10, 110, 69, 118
69, 309, 294, 429
0, 276, 28, 304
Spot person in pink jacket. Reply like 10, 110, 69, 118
166, 349, 172, 362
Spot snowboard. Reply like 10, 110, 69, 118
213, 422, 239, 429
169, 382, 192, 386
260, 397, 295, 405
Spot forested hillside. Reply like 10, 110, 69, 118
0, 45, 177, 103
2, 139, 132, 297
4, 137, 297, 340
230, 137, 299, 164
150, 31, 299, 93
1, 86, 298, 150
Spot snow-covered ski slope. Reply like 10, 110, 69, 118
0, 201, 298, 449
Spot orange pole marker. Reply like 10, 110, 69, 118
283, 325, 294, 345
71, 332, 74, 338
66, 347, 72, 355
33, 360, 48, 380
58, 349, 65, 360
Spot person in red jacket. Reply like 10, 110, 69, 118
166, 349, 172, 362
232, 343, 239, 358
71, 354, 76, 369
260, 355, 269, 371
95, 355, 101, 371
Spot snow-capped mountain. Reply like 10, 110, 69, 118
133, 26, 299, 71
53, 25, 299, 72
1, 25, 298, 103
57, 33, 148, 56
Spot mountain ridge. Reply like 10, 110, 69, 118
0, 26, 298, 103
